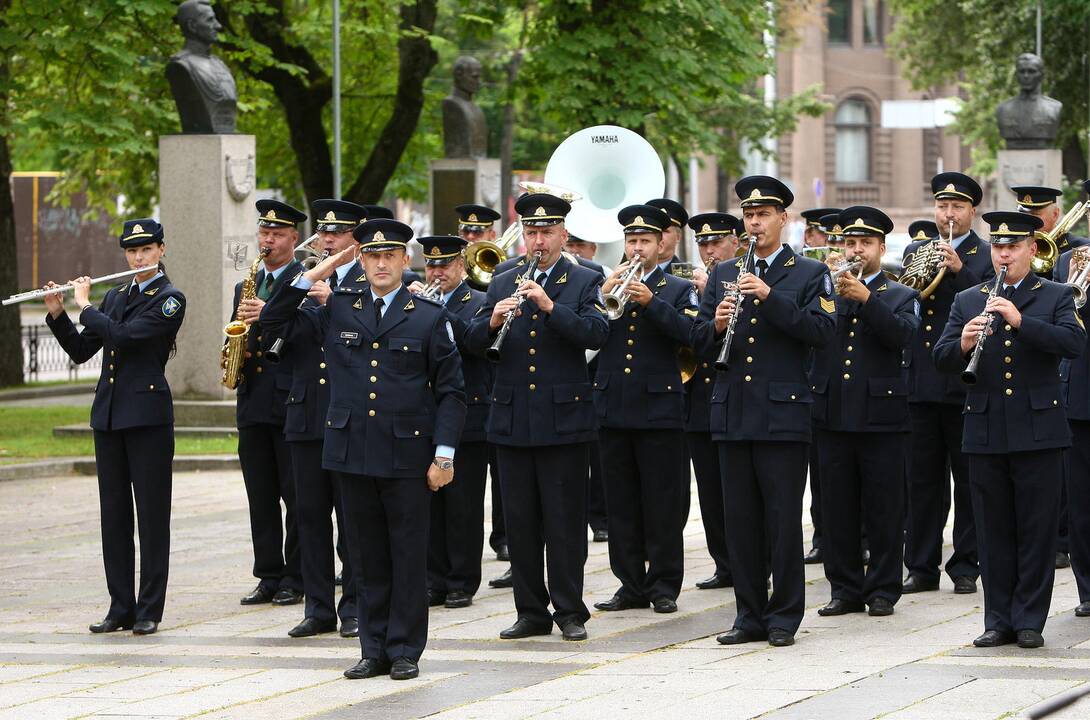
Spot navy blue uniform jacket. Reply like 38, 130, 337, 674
1057, 250, 1090, 420
443, 281, 492, 443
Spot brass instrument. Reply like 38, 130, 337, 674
465, 221, 521, 288
487, 251, 542, 361
221, 247, 269, 389
2, 266, 159, 305
292, 233, 321, 268
715, 239, 756, 371
1033, 201, 1089, 274
900, 220, 952, 296
962, 264, 1008, 385
417, 277, 443, 301
603, 255, 644, 320
831, 258, 864, 282
1066, 247, 1090, 308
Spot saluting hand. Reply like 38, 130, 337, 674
304, 245, 356, 283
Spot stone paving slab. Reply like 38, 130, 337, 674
2, 468, 1090, 719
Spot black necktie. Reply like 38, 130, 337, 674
258, 273, 275, 300
536, 272, 548, 286
374, 297, 384, 326
328, 272, 338, 290
1003, 285, 1015, 300
756, 259, 769, 278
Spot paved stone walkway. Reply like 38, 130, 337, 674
1, 469, 1088, 719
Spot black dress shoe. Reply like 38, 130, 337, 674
427, 589, 447, 607
272, 588, 304, 605
768, 628, 795, 647
902, 575, 939, 594
89, 617, 133, 633
560, 620, 588, 641
288, 617, 336, 637
716, 628, 764, 645
340, 618, 359, 638
343, 657, 389, 679
973, 630, 1014, 647
500, 618, 552, 639
1056, 552, 1072, 569
594, 595, 648, 611
240, 585, 276, 605
817, 599, 864, 616
592, 529, 609, 543
488, 568, 513, 589
335, 572, 343, 586
868, 598, 895, 617
803, 547, 823, 564
1017, 629, 1044, 648
444, 590, 473, 609
952, 576, 977, 594
652, 597, 678, 614
1076, 602, 1090, 617
696, 574, 733, 590
132, 620, 158, 635
496, 544, 510, 562
390, 657, 419, 680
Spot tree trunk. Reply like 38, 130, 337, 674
1063, 133, 1087, 189
500, 49, 524, 228
0, 0, 23, 386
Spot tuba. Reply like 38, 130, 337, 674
221, 247, 268, 389
900, 221, 952, 296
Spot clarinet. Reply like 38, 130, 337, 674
714, 241, 756, 371
487, 251, 543, 361
961, 264, 1008, 385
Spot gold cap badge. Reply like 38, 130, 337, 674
373, 230, 386, 242
324, 211, 336, 221
701, 223, 711, 233
998, 223, 1010, 233
534, 206, 546, 217
468, 213, 478, 222
1022, 194, 1033, 204
944, 183, 956, 192
132, 223, 143, 234
266, 209, 277, 220
634, 216, 644, 225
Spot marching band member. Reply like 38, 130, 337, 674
692, 176, 836, 647
903, 172, 994, 596
647, 198, 688, 276
1011, 185, 1090, 255
593, 205, 697, 614
685, 212, 741, 589
934, 211, 1083, 648
801, 208, 841, 249
235, 199, 305, 608
268, 218, 465, 680
44, 219, 185, 635
466, 192, 609, 642
811, 207, 917, 618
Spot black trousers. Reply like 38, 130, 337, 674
587, 440, 608, 533
238, 423, 301, 592
719, 440, 807, 636
600, 428, 686, 601
1069, 422, 1090, 603
905, 402, 978, 581
290, 440, 355, 623
496, 443, 590, 627
428, 441, 488, 595
687, 431, 731, 579
488, 446, 506, 553
93, 425, 173, 623
969, 450, 1062, 634
808, 440, 823, 550
1058, 480, 1069, 554
817, 430, 905, 605
338, 472, 430, 663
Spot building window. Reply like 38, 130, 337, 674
835, 99, 871, 183
863, 0, 883, 45
827, 0, 851, 44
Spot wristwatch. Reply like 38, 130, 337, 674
432, 458, 454, 471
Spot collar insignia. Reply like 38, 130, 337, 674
1032, 280, 1042, 290
556, 272, 567, 285
657, 276, 667, 287
461, 291, 472, 302
144, 287, 159, 296
967, 245, 978, 255
404, 298, 415, 311
357, 274, 367, 282
735, 257, 744, 268
877, 283, 888, 292
980, 286, 990, 293
516, 258, 526, 267
784, 256, 796, 267
353, 298, 363, 309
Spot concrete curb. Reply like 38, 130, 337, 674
0, 382, 95, 402
0, 454, 239, 482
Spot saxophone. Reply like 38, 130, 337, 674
221, 247, 269, 389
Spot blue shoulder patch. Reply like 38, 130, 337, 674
162, 296, 182, 318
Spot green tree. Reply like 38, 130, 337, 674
889, 0, 1090, 183
0, 0, 20, 386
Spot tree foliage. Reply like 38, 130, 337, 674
889, 0, 1090, 183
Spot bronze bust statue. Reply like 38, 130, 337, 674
442, 56, 487, 158
165, 0, 238, 134
996, 53, 1062, 150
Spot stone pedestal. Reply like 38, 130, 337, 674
429, 158, 501, 236
160, 134, 257, 399
995, 149, 1063, 210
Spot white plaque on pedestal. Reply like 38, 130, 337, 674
429, 158, 501, 236
994, 149, 1063, 210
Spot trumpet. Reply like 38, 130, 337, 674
962, 263, 1008, 385
292, 233, 322, 268
831, 258, 864, 282
603, 254, 643, 320
487, 251, 542, 361
715, 239, 756, 371
1067, 247, 1090, 308
416, 277, 443, 301
2, 266, 159, 305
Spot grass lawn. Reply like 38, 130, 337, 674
0, 406, 237, 464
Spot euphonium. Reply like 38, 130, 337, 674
603, 254, 643, 320
900, 220, 952, 296
221, 247, 269, 389
1066, 247, 1090, 309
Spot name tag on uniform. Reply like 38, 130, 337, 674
340, 331, 359, 340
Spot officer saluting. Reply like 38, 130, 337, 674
810, 207, 918, 618
466, 192, 609, 642
934, 211, 1084, 648
409, 235, 492, 609
273, 219, 466, 680
44, 219, 185, 635
692, 175, 836, 647
593, 205, 697, 614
